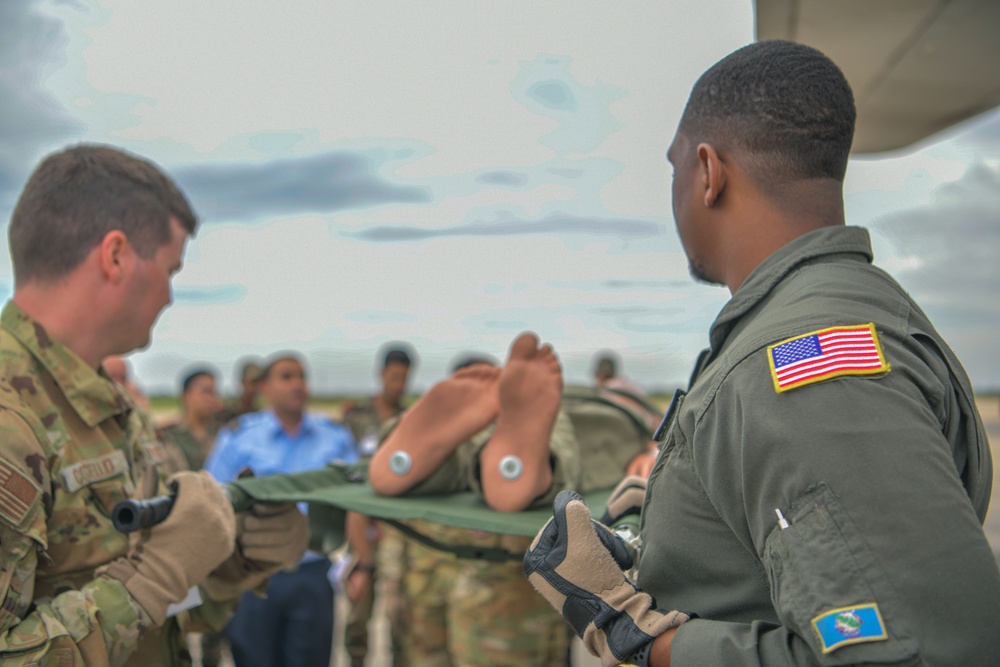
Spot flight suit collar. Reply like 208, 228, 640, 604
707, 226, 874, 353
0, 301, 131, 427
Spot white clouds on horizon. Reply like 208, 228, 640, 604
1, 0, 998, 395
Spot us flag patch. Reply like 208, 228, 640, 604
768, 323, 889, 393
0, 460, 40, 526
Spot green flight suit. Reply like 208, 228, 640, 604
639, 227, 1000, 666
0, 302, 234, 667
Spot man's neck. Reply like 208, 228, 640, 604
722, 185, 845, 294
274, 409, 304, 437
373, 393, 401, 420
181, 412, 210, 438
12, 286, 111, 369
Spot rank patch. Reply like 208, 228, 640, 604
0, 460, 40, 525
812, 603, 887, 653
767, 323, 889, 393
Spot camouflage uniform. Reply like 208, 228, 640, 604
342, 398, 408, 667
157, 422, 219, 475
0, 302, 231, 666
155, 421, 227, 666
397, 392, 654, 667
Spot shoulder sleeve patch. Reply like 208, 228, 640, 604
767, 323, 890, 394
0, 459, 40, 526
812, 603, 888, 653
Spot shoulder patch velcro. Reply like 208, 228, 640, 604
0, 459, 40, 526
767, 323, 889, 393
812, 603, 888, 653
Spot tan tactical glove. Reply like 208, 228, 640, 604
203, 502, 310, 600
599, 475, 648, 527
524, 490, 687, 667
98, 471, 236, 626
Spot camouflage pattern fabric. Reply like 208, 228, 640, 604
156, 422, 219, 474
342, 397, 408, 667
0, 302, 233, 666
393, 389, 654, 666
400, 522, 567, 667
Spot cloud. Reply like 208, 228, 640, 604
0, 0, 83, 207
476, 171, 529, 187
172, 150, 430, 223
952, 108, 1000, 156
173, 285, 246, 305
511, 54, 626, 154
350, 211, 666, 243
872, 161, 1000, 385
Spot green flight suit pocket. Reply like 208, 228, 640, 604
763, 484, 920, 665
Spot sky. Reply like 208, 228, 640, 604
2, 0, 998, 396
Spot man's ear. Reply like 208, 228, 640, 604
697, 143, 726, 208
99, 230, 129, 283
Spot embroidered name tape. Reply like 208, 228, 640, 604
61, 450, 129, 493
767, 323, 889, 393
812, 603, 887, 653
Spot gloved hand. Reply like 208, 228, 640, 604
524, 490, 687, 667
204, 502, 310, 600
599, 475, 648, 526
98, 471, 236, 626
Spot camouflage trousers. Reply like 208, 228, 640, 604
400, 526, 568, 667
345, 528, 409, 667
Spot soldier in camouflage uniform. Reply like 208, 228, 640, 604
217, 360, 263, 426
157, 367, 228, 666
0, 145, 310, 667
342, 345, 414, 667
369, 336, 658, 667
157, 367, 226, 474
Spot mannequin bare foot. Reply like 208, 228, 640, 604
480, 332, 563, 511
370, 364, 501, 496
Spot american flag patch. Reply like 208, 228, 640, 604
0, 460, 39, 526
768, 323, 889, 393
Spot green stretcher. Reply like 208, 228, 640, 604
223, 465, 615, 562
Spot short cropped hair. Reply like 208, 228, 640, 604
383, 347, 413, 369
679, 40, 856, 186
9, 144, 197, 285
181, 367, 217, 393
262, 352, 307, 380
450, 354, 499, 373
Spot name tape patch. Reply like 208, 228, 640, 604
767, 323, 889, 394
61, 450, 129, 493
812, 603, 888, 653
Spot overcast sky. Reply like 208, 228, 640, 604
2, 0, 998, 396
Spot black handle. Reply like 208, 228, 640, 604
112, 495, 176, 533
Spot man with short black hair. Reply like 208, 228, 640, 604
0, 145, 309, 666
207, 352, 359, 667
342, 343, 415, 667
525, 41, 1000, 666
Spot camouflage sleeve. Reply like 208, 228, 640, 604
0, 411, 146, 667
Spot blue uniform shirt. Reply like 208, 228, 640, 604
206, 410, 359, 482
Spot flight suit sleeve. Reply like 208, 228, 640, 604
670, 335, 1000, 666
0, 412, 146, 667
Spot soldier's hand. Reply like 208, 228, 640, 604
98, 471, 236, 626
599, 475, 647, 527
203, 502, 309, 601
524, 490, 687, 667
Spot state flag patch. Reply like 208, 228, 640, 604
767, 323, 889, 393
812, 603, 888, 653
